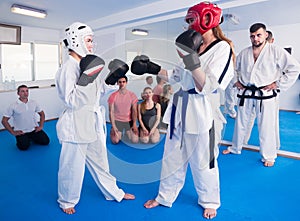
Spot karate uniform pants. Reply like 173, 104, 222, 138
243, 94, 280, 148
57, 136, 125, 209
229, 96, 278, 162
224, 80, 237, 116
155, 125, 220, 210
210, 92, 226, 156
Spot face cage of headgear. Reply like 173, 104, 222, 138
185, 1, 222, 35
64, 22, 94, 57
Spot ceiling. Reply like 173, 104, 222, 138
0, 0, 300, 39
0, 0, 161, 30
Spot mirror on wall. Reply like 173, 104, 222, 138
124, 2, 300, 155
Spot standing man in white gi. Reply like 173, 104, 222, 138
223, 23, 300, 167
242, 30, 278, 146
55, 22, 134, 215
131, 2, 234, 219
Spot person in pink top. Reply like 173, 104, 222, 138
108, 76, 139, 144
152, 75, 166, 103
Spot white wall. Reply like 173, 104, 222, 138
0, 25, 61, 90
21, 26, 60, 43
95, 27, 127, 62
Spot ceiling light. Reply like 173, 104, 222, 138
11, 4, 47, 19
132, 29, 148, 36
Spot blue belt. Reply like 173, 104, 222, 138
170, 88, 198, 139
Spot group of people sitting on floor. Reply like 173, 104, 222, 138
108, 74, 173, 145
0, 75, 172, 150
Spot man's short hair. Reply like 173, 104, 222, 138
117, 76, 128, 82
146, 76, 153, 80
156, 75, 162, 84
266, 30, 273, 41
17, 84, 28, 93
250, 23, 266, 33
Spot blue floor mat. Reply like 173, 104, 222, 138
222, 110, 300, 153
0, 114, 300, 221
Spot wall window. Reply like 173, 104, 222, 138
34, 44, 59, 80
2, 43, 32, 82
1, 42, 59, 83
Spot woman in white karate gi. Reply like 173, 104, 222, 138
55, 22, 134, 214
130, 2, 234, 219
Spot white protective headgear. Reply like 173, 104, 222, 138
63, 22, 94, 57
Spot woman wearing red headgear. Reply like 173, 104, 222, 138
132, 1, 235, 219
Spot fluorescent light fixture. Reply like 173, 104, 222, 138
11, 4, 47, 19
132, 29, 148, 36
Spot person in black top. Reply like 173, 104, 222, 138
138, 87, 161, 143
159, 84, 173, 130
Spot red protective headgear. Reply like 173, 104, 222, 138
185, 2, 222, 35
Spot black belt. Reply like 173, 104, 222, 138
237, 84, 277, 111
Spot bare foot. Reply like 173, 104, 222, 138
144, 199, 160, 209
222, 149, 231, 155
123, 193, 135, 200
264, 161, 274, 167
203, 208, 217, 219
62, 207, 75, 215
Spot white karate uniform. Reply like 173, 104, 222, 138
224, 78, 237, 118
229, 43, 300, 162
243, 77, 281, 149
56, 55, 124, 209
156, 40, 234, 209
202, 41, 235, 152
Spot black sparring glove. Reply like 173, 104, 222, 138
105, 59, 129, 85
175, 30, 202, 71
131, 55, 161, 75
78, 55, 105, 86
